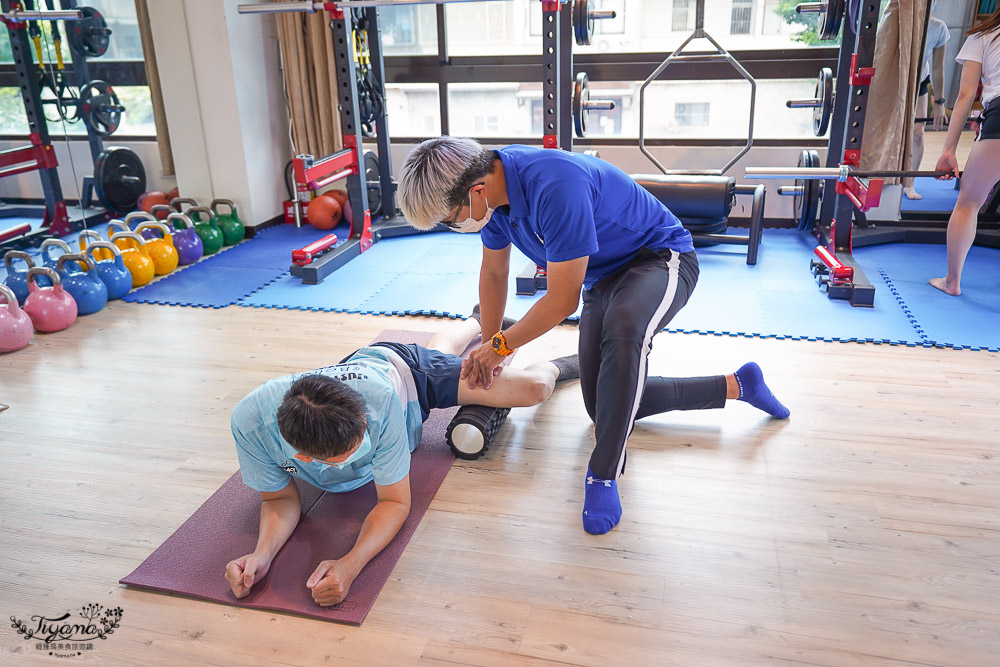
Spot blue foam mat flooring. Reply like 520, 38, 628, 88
899, 177, 958, 213
123, 224, 341, 308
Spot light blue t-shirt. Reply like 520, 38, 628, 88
232, 346, 423, 494
480, 145, 694, 290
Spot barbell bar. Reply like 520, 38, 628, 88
1, 8, 82, 21
237, 0, 514, 13
745, 166, 959, 182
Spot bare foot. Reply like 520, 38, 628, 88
903, 186, 922, 200
929, 277, 960, 296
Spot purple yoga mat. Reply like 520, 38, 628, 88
120, 330, 457, 625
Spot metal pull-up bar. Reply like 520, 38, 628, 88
237, 0, 515, 14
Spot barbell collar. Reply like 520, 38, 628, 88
590, 9, 616, 20
786, 99, 822, 108
583, 100, 615, 111
3, 9, 82, 21
795, 3, 825, 13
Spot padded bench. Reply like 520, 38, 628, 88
631, 174, 765, 265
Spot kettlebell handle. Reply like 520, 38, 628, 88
79, 230, 103, 247
136, 221, 173, 240
150, 204, 174, 219
4, 250, 35, 272
211, 198, 237, 215
110, 231, 148, 249
126, 211, 157, 228
188, 205, 215, 220
107, 219, 130, 236
40, 238, 72, 263
57, 253, 96, 274
27, 266, 61, 288
167, 212, 195, 231
84, 241, 123, 260
0, 283, 20, 308
171, 197, 198, 211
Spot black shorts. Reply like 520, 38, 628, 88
977, 99, 1000, 141
917, 75, 931, 101
370, 342, 462, 421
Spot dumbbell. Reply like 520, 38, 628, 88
445, 405, 512, 460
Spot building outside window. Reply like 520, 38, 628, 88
674, 101, 710, 127
731, 0, 754, 35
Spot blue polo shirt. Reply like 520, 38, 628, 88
480, 146, 694, 290
231, 347, 423, 494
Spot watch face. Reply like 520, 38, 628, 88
492, 336, 502, 351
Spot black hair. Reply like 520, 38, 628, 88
276, 375, 367, 459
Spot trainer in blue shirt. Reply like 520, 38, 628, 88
224, 314, 579, 606
398, 138, 790, 536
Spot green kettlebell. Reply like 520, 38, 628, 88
187, 205, 224, 256
211, 199, 245, 246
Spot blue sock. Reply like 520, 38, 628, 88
734, 362, 790, 419
582, 467, 622, 535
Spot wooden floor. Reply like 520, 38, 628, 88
1, 302, 999, 666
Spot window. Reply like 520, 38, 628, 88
674, 102, 710, 127
384, 84, 440, 137
378, 5, 438, 56
672, 0, 694, 32
731, 0, 753, 35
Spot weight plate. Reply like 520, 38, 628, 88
364, 151, 382, 218
813, 67, 834, 136
794, 149, 822, 231
848, 0, 862, 33
573, 0, 594, 47
80, 80, 122, 136
793, 149, 809, 229
573, 71, 589, 138
94, 146, 146, 213
817, 0, 845, 41
67, 6, 110, 58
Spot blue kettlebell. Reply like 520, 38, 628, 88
39, 238, 73, 284
56, 253, 108, 316
83, 241, 132, 301
3, 250, 36, 305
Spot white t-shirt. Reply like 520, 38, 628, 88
921, 17, 950, 82
956, 28, 1000, 107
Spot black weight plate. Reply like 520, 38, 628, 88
818, 0, 845, 41
813, 67, 834, 136
364, 151, 382, 218
67, 6, 110, 58
574, 0, 594, 47
573, 71, 589, 138
94, 146, 146, 213
80, 80, 122, 136
793, 149, 810, 230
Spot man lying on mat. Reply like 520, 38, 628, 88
225, 310, 578, 606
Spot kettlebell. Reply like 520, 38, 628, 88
3, 250, 36, 305
211, 199, 245, 246
23, 266, 77, 333
126, 210, 157, 232
84, 241, 132, 300
149, 204, 174, 225
188, 205, 224, 256
106, 219, 130, 241
0, 284, 33, 353
134, 221, 179, 275
110, 231, 156, 287
166, 212, 204, 265
79, 229, 112, 263
56, 253, 108, 316
40, 238, 73, 281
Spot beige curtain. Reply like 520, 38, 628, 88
133, 0, 173, 176
859, 0, 930, 178
275, 3, 343, 157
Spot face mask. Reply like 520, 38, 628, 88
452, 190, 494, 234
318, 433, 371, 470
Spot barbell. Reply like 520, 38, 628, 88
573, 0, 616, 47
0, 8, 81, 23
572, 72, 615, 138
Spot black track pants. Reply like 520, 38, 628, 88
579, 247, 727, 479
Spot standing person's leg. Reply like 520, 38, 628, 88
904, 94, 929, 199
930, 138, 1000, 296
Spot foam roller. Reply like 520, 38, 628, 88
445, 405, 511, 460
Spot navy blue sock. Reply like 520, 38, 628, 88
582, 467, 622, 535
734, 362, 790, 419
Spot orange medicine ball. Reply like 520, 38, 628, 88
306, 195, 343, 230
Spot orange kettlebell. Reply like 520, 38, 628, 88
110, 231, 156, 287
134, 221, 179, 275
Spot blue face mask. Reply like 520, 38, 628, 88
317, 432, 372, 470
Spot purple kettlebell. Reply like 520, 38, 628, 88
23, 267, 78, 333
166, 212, 204, 265
0, 284, 33, 353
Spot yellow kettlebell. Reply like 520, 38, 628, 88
126, 210, 156, 231
106, 219, 129, 241
109, 231, 156, 288
134, 221, 179, 276
79, 229, 111, 262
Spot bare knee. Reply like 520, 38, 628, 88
523, 375, 553, 406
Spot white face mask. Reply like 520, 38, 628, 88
451, 190, 494, 234
316, 433, 372, 470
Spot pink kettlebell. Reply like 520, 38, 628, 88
23, 267, 78, 333
0, 284, 33, 353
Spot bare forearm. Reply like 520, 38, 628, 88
478, 271, 508, 339
503, 293, 575, 349
341, 501, 409, 576
943, 95, 976, 153
254, 496, 301, 560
